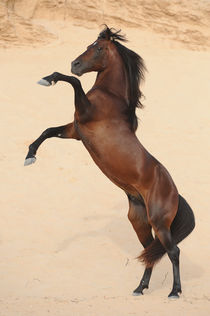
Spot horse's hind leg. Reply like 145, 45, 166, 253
133, 267, 153, 296
24, 122, 80, 166
127, 194, 154, 295
148, 195, 181, 298
155, 227, 181, 298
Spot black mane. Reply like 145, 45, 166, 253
98, 26, 146, 132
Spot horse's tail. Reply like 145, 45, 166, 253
138, 194, 195, 267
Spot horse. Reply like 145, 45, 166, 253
24, 26, 195, 298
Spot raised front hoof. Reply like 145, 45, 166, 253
37, 79, 51, 86
24, 157, 36, 166
37, 78, 55, 87
37, 73, 59, 86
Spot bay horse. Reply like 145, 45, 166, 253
24, 26, 195, 298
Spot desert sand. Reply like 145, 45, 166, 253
0, 1, 210, 315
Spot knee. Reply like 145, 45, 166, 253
42, 127, 51, 135
42, 127, 54, 137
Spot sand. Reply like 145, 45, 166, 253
0, 2, 210, 315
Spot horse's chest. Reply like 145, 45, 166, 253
74, 121, 139, 187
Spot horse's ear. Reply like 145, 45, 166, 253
98, 25, 112, 40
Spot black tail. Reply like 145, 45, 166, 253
139, 194, 195, 267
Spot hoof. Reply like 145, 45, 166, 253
37, 79, 52, 86
132, 291, 143, 296
168, 295, 180, 300
24, 157, 36, 166
132, 284, 148, 296
168, 292, 180, 299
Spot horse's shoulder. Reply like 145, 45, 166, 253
87, 87, 127, 107
87, 87, 110, 99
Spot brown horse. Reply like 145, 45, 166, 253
24, 26, 195, 298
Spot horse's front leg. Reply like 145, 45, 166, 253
24, 122, 80, 166
38, 72, 91, 119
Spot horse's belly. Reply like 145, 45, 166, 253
88, 149, 140, 195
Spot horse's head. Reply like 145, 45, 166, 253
71, 39, 109, 76
71, 26, 145, 132
71, 26, 126, 76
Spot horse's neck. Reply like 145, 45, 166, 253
94, 59, 129, 102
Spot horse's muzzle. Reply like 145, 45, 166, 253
71, 59, 82, 76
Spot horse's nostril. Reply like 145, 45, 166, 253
74, 60, 80, 67
71, 59, 82, 76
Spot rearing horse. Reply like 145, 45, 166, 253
25, 26, 195, 298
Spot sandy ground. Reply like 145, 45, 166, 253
0, 23, 210, 315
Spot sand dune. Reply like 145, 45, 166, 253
0, 1, 210, 315
1, 0, 210, 48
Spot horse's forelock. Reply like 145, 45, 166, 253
98, 25, 127, 42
